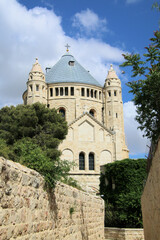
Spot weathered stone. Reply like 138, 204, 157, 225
0, 157, 104, 239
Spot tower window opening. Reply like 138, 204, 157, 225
99, 91, 101, 100
91, 89, 93, 98
81, 88, 85, 96
55, 88, 59, 96
29, 85, 33, 91
36, 85, 39, 91
116, 113, 118, 118
89, 153, 94, 170
71, 87, 74, 96
65, 87, 68, 96
108, 91, 111, 97
89, 109, 95, 117
30, 75, 33, 80
60, 87, 63, 96
87, 89, 89, 97
109, 111, 111, 116
114, 91, 117, 96
50, 88, 53, 97
59, 107, 66, 118
108, 81, 110, 85
94, 90, 97, 98
68, 61, 75, 66
79, 152, 85, 170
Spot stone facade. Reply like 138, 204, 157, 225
141, 139, 160, 240
0, 157, 104, 240
22, 53, 129, 190
104, 227, 144, 240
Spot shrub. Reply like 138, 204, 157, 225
100, 158, 147, 228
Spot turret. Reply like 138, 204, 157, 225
104, 64, 129, 160
26, 58, 47, 105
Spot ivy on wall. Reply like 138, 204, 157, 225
100, 158, 147, 228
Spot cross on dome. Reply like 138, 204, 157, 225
65, 44, 70, 52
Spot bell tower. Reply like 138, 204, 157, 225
104, 64, 129, 160
26, 58, 47, 105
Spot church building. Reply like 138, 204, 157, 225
22, 48, 129, 190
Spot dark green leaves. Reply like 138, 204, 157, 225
100, 158, 147, 228
0, 103, 70, 189
121, 31, 160, 142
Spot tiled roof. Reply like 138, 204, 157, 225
45, 54, 102, 87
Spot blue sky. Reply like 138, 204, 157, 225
0, 0, 159, 158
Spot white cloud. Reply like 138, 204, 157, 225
0, 0, 148, 157
123, 101, 150, 158
0, 0, 124, 107
72, 9, 107, 36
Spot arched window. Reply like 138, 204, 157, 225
89, 109, 95, 117
89, 153, 94, 170
79, 152, 85, 170
59, 107, 66, 118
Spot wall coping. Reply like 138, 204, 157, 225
105, 227, 144, 231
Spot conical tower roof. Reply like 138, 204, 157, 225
45, 53, 102, 87
107, 64, 119, 79
31, 58, 43, 73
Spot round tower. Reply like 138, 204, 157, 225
26, 58, 47, 105
104, 64, 129, 160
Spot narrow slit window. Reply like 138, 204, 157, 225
65, 87, 68, 96
108, 91, 111, 97
99, 91, 101, 100
81, 88, 85, 96
89, 153, 94, 170
50, 88, 53, 97
114, 91, 117, 96
36, 85, 39, 91
71, 87, 74, 96
55, 88, 59, 96
79, 152, 85, 170
91, 89, 93, 98
116, 113, 118, 118
87, 89, 89, 97
94, 90, 97, 98
60, 87, 63, 96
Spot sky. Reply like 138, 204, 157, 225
0, 0, 159, 158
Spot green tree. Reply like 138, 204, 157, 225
120, 30, 160, 142
100, 158, 147, 228
0, 103, 70, 188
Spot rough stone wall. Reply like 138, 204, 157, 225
141, 139, 160, 240
0, 157, 104, 240
104, 227, 144, 240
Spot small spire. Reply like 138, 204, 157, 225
65, 43, 70, 52
110, 64, 114, 71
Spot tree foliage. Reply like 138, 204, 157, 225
0, 103, 70, 188
120, 30, 160, 142
100, 158, 147, 228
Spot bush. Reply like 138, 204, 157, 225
100, 158, 147, 228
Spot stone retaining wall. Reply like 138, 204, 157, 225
104, 227, 144, 240
0, 157, 104, 240
141, 139, 160, 240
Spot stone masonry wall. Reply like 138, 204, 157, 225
141, 139, 160, 240
104, 227, 144, 240
0, 157, 104, 240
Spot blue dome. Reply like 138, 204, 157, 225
45, 54, 102, 87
